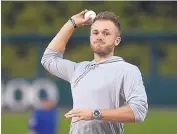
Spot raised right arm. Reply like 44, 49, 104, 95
41, 10, 92, 82
46, 18, 75, 53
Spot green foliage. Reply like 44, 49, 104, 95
1, 43, 37, 78
2, 1, 177, 34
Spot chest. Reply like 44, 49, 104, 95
71, 65, 122, 95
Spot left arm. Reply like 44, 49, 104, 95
65, 66, 148, 123
100, 106, 135, 122
100, 66, 148, 122
65, 106, 135, 123
121, 66, 148, 122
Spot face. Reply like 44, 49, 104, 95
90, 20, 120, 56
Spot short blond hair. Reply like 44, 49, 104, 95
93, 11, 121, 34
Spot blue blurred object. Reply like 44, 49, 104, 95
28, 107, 58, 134
39, 90, 48, 100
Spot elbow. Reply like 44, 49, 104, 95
135, 111, 147, 123
41, 55, 51, 69
41, 56, 45, 67
129, 101, 148, 123
40, 49, 54, 68
136, 102, 148, 123
40, 49, 63, 68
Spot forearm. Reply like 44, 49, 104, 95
47, 20, 75, 53
100, 106, 135, 123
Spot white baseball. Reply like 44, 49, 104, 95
84, 10, 96, 21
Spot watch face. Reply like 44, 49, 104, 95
94, 110, 100, 117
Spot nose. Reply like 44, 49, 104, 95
96, 33, 104, 41
97, 38, 103, 42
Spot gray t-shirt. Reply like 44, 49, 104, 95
41, 48, 148, 134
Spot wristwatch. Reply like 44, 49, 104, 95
92, 110, 101, 119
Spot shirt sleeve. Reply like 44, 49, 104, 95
41, 48, 79, 83
122, 65, 148, 122
28, 111, 38, 132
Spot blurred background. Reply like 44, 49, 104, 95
1, 1, 177, 134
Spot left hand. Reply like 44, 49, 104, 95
65, 108, 93, 122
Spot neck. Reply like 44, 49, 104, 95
94, 52, 114, 62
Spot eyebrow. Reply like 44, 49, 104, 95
92, 29, 110, 32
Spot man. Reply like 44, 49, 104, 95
41, 9, 148, 134
28, 91, 58, 134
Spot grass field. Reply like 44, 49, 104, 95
2, 108, 177, 134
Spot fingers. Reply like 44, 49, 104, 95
79, 9, 88, 15
67, 109, 80, 114
65, 109, 81, 118
82, 20, 93, 26
65, 113, 78, 118
85, 16, 92, 22
64, 108, 92, 122
71, 9, 92, 27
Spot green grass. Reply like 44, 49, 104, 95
2, 108, 177, 134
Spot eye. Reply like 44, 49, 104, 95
93, 32, 98, 35
103, 32, 110, 36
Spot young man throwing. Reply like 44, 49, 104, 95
41, 9, 148, 134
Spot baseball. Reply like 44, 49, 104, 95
84, 10, 96, 21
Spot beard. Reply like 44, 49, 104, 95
90, 43, 115, 57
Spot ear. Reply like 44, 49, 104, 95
115, 37, 121, 46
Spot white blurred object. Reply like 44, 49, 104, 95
84, 10, 96, 21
